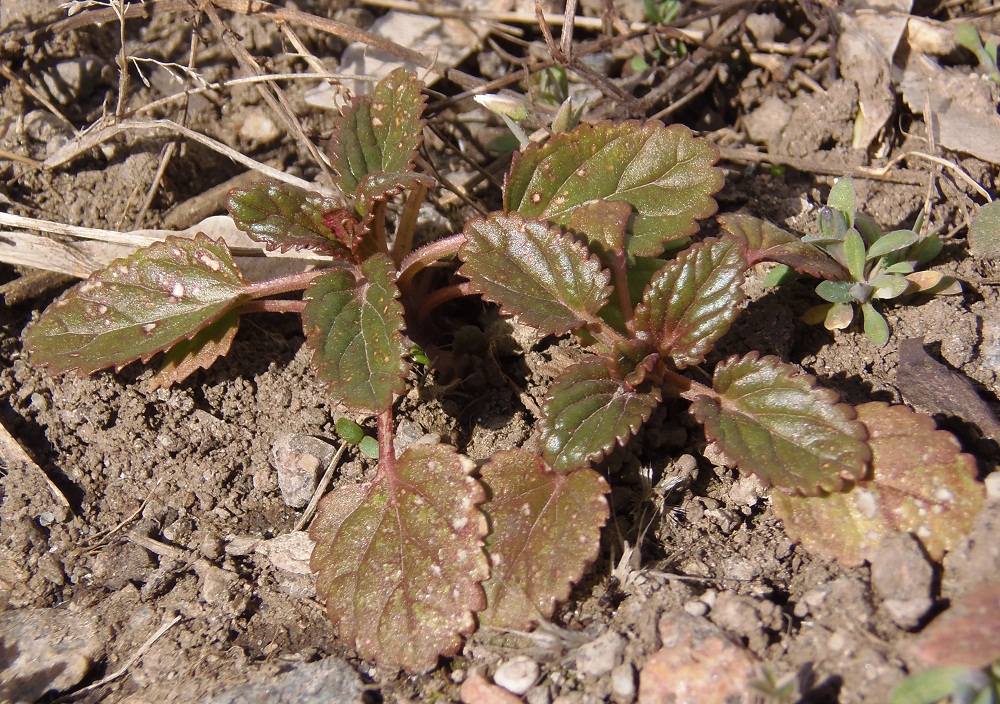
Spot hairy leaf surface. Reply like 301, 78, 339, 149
302, 254, 406, 412
505, 121, 722, 257
478, 450, 609, 629
459, 213, 611, 334
718, 213, 849, 281
330, 68, 426, 196
151, 311, 239, 389
355, 172, 436, 218
227, 180, 352, 257
24, 234, 250, 375
772, 402, 984, 564
540, 358, 661, 472
634, 236, 746, 368
691, 352, 870, 494
310, 444, 488, 673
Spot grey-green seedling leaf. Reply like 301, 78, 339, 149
310, 443, 488, 673
459, 212, 611, 335
862, 302, 890, 346
634, 236, 746, 368
478, 450, 609, 629
505, 121, 722, 257
691, 352, 870, 494
867, 229, 919, 260
771, 402, 984, 565
24, 234, 250, 376
540, 358, 661, 472
843, 229, 867, 282
827, 175, 856, 226
718, 214, 848, 281
302, 254, 406, 413
871, 274, 910, 299
330, 68, 426, 196
227, 180, 353, 258
815, 280, 855, 303
969, 200, 1000, 259
151, 311, 239, 389
889, 667, 975, 704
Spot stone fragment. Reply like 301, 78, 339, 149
206, 656, 363, 703
986, 471, 1000, 501
870, 532, 934, 628
460, 669, 524, 704
575, 630, 626, 678
255, 531, 315, 575
0, 608, 105, 703
611, 663, 637, 704
238, 108, 282, 144
638, 612, 758, 704
270, 435, 337, 509
493, 656, 540, 695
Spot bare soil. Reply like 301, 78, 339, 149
1, 1, 998, 703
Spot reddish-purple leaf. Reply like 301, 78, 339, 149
354, 171, 436, 218
540, 358, 661, 472
718, 213, 849, 281
227, 180, 353, 258
459, 212, 612, 335
302, 254, 406, 413
505, 121, 722, 257
772, 402, 984, 564
691, 352, 870, 495
567, 199, 632, 266
634, 236, 747, 368
150, 311, 239, 389
310, 443, 488, 673
330, 68, 426, 197
910, 580, 1000, 668
24, 234, 250, 376
478, 449, 609, 629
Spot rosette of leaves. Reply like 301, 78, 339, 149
767, 175, 959, 346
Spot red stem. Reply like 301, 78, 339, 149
244, 267, 336, 299
397, 233, 466, 291
236, 299, 306, 315
417, 281, 478, 327
377, 408, 397, 477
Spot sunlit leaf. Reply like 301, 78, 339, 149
505, 121, 722, 257
355, 171, 436, 218
459, 212, 612, 335
566, 199, 631, 266
540, 357, 661, 472
691, 352, 870, 494
828, 175, 856, 226
772, 402, 984, 565
634, 236, 746, 368
867, 229, 919, 260
478, 450, 609, 629
24, 234, 250, 375
862, 302, 890, 346
310, 443, 488, 673
227, 180, 352, 258
330, 68, 426, 196
718, 214, 848, 281
151, 311, 239, 389
844, 229, 867, 282
815, 280, 855, 303
302, 254, 406, 412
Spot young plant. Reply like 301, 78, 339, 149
22, 71, 985, 675
767, 175, 959, 346
955, 23, 1000, 85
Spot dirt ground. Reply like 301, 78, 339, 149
1, 0, 999, 702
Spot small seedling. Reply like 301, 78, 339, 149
955, 23, 1000, 85
766, 175, 959, 346
890, 661, 1000, 704
23, 71, 984, 674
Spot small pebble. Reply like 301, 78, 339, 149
493, 656, 539, 695
460, 669, 523, 704
575, 631, 626, 679
270, 435, 336, 509
985, 471, 1000, 501
255, 531, 314, 575
683, 600, 709, 617
611, 663, 637, 704
238, 108, 282, 144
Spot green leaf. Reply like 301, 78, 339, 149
718, 214, 848, 281
871, 275, 911, 299
24, 234, 250, 375
227, 180, 353, 258
762, 263, 796, 287
335, 417, 366, 445
909, 234, 944, 266
854, 211, 884, 248
867, 229, 919, 260
884, 261, 916, 274
540, 358, 661, 472
302, 254, 406, 413
844, 229, 867, 281
329, 68, 426, 197
815, 280, 855, 303
458, 212, 612, 335
862, 302, 890, 346
824, 301, 856, 329
690, 352, 870, 494
827, 176, 856, 226
771, 402, 984, 564
505, 121, 723, 257
890, 667, 973, 704
478, 450, 609, 629
151, 311, 239, 389
310, 443, 488, 673
634, 236, 746, 368
970, 201, 1000, 259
